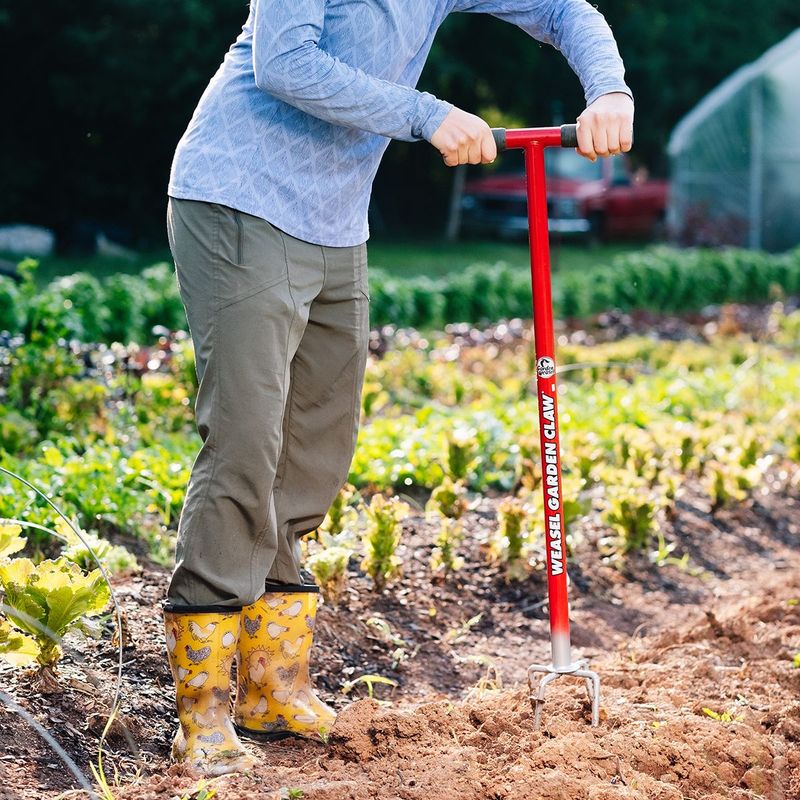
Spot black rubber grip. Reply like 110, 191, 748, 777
491, 127, 506, 152
560, 124, 578, 148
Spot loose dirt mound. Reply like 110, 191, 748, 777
107, 565, 800, 800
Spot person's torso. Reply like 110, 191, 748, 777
168, 0, 455, 246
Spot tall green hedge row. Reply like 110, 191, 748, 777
2, 246, 798, 344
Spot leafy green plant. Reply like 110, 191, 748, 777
340, 673, 398, 702
364, 616, 410, 668
0, 406, 40, 455
703, 453, 764, 512
56, 518, 139, 576
3, 248, 800, 340
600, 477, 663, 556
444, 613, 483, 645
177, 781, 219, 800
649, 531, 690, 571
446, 427, 479, 482
490, 497, 531, 581
0, 522, 27, 559
512, 434, 541, 493
5, 326, 85, 439
0, 557, 111, 691
702, 707, 744, 723
425, 476, 468, 520
318, 482, 359, 541
430, 517, 465, 576
306, 546, 352, 606
0, 617, 39, 666
360, 494, 409, 591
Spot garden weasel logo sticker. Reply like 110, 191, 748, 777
536, 357, 555, 378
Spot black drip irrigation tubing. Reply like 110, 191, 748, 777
0, 690, 99, 799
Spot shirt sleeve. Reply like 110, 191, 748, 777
251, 0, 453, 142
451, 0, 634, 107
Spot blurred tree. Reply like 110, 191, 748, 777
1, 0, 798, 244
0, 0, 250, 250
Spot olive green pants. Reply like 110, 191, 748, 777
165, 197, 370, 608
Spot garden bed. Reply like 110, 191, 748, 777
1, 300, 799, 798
1, 474, 798, 799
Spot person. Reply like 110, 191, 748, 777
162, 0, 634, 776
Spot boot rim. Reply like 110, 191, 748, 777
162, 601, 245, 613
262, 580, 320, 594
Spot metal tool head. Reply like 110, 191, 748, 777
527, 659, 601, 729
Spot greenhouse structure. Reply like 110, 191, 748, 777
667, 28, 800, 252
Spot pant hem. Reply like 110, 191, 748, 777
162, 600, 244, 613
262, 579, 320, 595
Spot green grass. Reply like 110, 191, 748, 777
4, 240, 636, 287
366, 238, 637, 277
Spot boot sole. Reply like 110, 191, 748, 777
233, 723, 322, 743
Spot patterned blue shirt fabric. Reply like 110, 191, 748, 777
168, 0, 633, 247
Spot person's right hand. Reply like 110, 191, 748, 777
430, 107, 497, 167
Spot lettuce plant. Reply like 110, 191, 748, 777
0, 557, 111, 691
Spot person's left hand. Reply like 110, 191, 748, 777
575, 92, 634, 162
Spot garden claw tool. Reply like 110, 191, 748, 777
490, 124, 601, 729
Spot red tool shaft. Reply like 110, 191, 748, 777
507, 126, 572, 669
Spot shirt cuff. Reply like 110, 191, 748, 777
411, 93, 454, 142
584, 84, 635, 108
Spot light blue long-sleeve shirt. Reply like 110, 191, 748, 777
168, 0, 633, 247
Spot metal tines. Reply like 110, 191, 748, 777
528, 658, 601, 729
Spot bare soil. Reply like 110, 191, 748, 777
0, 472, 798, 800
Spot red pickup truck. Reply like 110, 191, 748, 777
460, 150, 668, 242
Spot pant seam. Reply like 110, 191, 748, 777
343, 290, 367, 481
273, 357, 296, 495
247, 227, 298, 601
172, 201, 223, 606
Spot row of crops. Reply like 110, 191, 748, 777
1, 291, 799, 686
3, 246, 800, 343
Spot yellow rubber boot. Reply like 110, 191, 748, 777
234, 584, 336, 741
163, 606, 256, 775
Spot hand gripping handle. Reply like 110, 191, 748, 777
490, 124, 578, 152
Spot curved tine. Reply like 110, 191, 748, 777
0, 467, 136, 763
574, 668, 602, 726
573, 668, 596, 700
530, 670, 559, 730
590, 674, 601, 726
0, 690, 99, 799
